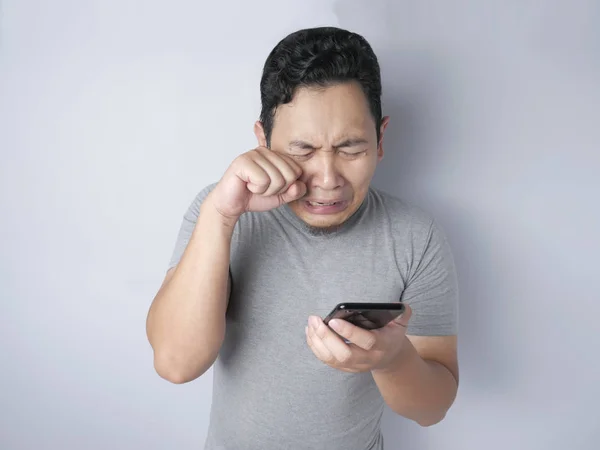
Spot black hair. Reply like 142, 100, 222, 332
259, 26, 383, 146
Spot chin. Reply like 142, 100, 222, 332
301, 214, 346, 229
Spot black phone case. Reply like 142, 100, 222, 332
323, 302, 405, 330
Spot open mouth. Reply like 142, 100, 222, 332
303, 200, 349, 214
307, 201, 341, 206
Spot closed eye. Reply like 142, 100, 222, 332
339, 150, 367, 158
290, 153, 313, 161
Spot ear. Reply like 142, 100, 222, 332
377, 116, 390, 162
254, 121, 268, 147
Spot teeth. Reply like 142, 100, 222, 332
309, 201, 337, 206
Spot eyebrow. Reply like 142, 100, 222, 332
288, 138, 369, 150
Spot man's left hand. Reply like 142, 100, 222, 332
305, 304, 413, 373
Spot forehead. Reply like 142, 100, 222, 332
271, 82, 376, 140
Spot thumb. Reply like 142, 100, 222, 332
390, 303, 412, 329
279, 181, 307, 204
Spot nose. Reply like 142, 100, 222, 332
309, 153, 343, 191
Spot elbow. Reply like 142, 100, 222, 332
415, 411, 446, 427
390, 406, 449, 427
413, 385, 458, 427
152, 350, 217, 384
155, 362, 199, 384
156, 367, 197, 385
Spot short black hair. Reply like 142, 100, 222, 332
259, 26, 383, 147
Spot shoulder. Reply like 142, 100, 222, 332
367, 187, 437, 240
366, 187, 454, 270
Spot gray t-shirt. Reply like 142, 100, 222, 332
168, 183, 458, 450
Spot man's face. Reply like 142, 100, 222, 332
256, 82, 388, 229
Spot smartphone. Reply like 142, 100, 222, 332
323, 302, 405, 330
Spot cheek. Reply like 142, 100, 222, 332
348, 163, 377, 191
298, 166, 311, 183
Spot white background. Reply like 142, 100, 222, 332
1, 1, 599, 449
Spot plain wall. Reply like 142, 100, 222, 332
1, 1, 598, 449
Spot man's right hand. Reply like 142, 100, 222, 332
209, 146, 307, 222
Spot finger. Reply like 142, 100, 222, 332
249, 152, 287, 196
259, 148, 303, 182
389, 303, 412, 329
306, 325, 335, 364
310, 316, 353, 364
278, 180, 307, 204
236, 154, 271, 194
348, 314, 379, 330
255, 146, 303, 175
260, 151, 305, 202
328, 319, 377, 351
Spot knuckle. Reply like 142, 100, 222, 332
234, 153, 252, 168
364, 336, 377, 350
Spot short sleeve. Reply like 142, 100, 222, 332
401, 220, 459, 336
167, 183, 218, 270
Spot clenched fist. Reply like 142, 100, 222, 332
209, 147, 307, 221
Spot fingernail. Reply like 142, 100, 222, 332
309, 316, 319, 328
329, 319, 340, 331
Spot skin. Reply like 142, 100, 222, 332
147, 80, 458, 427
254, 82, 389, 230
257, 81, 459, 426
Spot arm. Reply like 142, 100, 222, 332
372, 335, 458, 426
147, 149, 306, 384
146, 191, 235, 384
376, 218, 460, 425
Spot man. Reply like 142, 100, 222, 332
146, 26, 459, 450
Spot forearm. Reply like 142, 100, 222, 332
372, 337, 458, 426
147, 195, 235, 383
